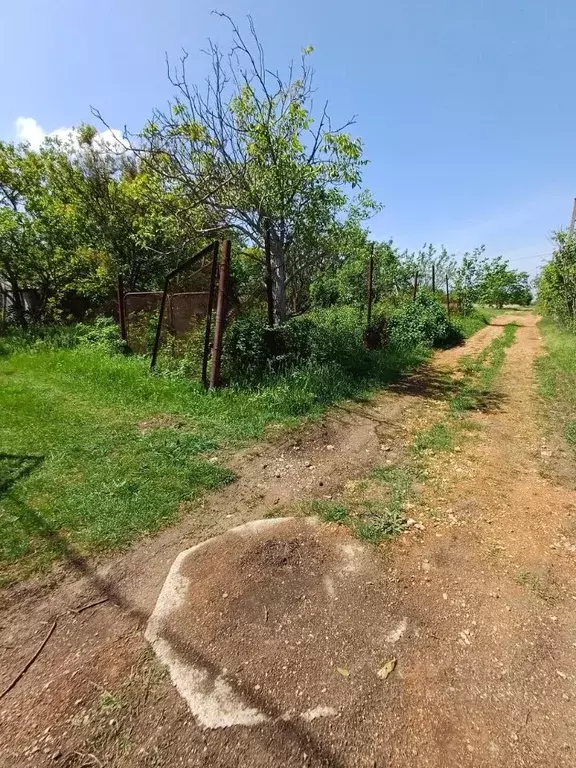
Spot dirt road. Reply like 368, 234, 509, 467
2, 313, 576, 767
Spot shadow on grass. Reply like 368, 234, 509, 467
0, 454, 44, 497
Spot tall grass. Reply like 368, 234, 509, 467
536, 318, 576, 446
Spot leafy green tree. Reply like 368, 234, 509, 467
537, 232, 576, 323
134, 14, 371, 322
0, 130, 204, 325
402, 244, 456, 293
477, 257, 532, 307
0, 140, 90, 324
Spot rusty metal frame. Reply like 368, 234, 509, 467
209, 240, 231, 389
150, 242, 219, 375
117, 274, 127, 340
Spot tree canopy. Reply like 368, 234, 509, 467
1, 14, 511, 329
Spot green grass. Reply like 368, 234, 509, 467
0, 340, 428, 585
307, 499, 349, 523
309, 465, 414, 544
412, 422, 455, 453
450, 323, 518, 413
452, 306, 527, 341
536, 318, 576, 448
453, 309, 491, 339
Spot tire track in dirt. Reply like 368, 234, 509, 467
434, 314, 510, 368
0, 316, 541, 767
371, 314, 576, 767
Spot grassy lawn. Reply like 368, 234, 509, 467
0, 342, 426, 585
536, 318, 576, 447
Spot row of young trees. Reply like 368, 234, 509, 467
311, 242, 532, 311
0, 15, 532, 329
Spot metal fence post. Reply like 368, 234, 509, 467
413, 271, 419, 301
150, 277, 170, 371
446, 275, 451, 317
117, 274, 127, 341
210, 240, 232, 390
201, 242, 220, 389
432, 264, 436, 294
264, 223, 274, 327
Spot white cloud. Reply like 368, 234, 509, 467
15, 117, 46, 150
14, 116, 128, 153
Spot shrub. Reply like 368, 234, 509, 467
223, 313, 316, 384
304, 306, 372, 373
0, 317, 126, 355
75, 317, 127, 354
387, 293, 463, 349
223, 300, 460, 388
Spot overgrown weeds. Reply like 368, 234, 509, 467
307, 465, 412, 543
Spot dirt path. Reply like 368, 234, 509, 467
3, 314, 576, 767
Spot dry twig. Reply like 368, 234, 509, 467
0, 620, 57, 700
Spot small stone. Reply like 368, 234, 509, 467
511, 732, 519, 742
326, 445, 335, 451
222, 592, 229, 599
414, 523, 425, 531
380, 445, 392, 452
443, 593, 448, 600
275, 472, 282, 478
406, 518, 417, 527
305, 460, 312, 468
556, 670, 567, 679
262, 463, 268, 469
208, 456, 219, 463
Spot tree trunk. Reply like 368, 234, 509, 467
269, 237, 287, 324
7, 275, 27, 329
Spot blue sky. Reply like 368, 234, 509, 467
2, 0, 574, 277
